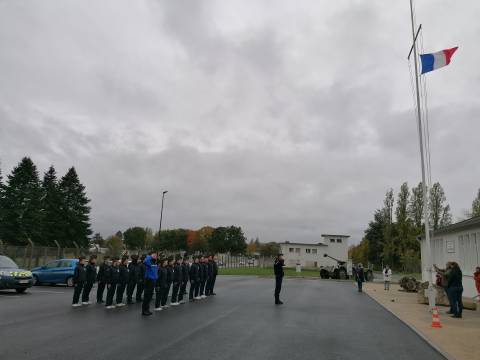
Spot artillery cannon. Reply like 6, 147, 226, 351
319, 254, 349, 280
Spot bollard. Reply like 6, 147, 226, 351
54, 240, 61, 259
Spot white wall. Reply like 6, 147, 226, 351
421, 227, 480, 298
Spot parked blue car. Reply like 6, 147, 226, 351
31, 259, 79, 287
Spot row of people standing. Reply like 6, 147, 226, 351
72, 252, 219, 315
141, 252, 218, 315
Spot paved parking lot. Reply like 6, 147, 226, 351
0, 276, 445, 360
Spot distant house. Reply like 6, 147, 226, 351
279, 234, 350, 268
419, 216, 480, 298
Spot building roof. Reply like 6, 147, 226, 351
279, 242, 328, 247
321, 234, 350, 238
418, 216, 480, 239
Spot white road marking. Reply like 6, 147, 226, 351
31, 290, 66, 294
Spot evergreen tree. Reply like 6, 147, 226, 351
59, 167, 92, 247
429, 182, 452, 230
472, 189, 480, 217
364, 209, 386, 266
41, 166, 65, 246
124, 227, 147, 249
1, 158, 44, 245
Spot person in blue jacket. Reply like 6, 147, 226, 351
141, 251, 158, 316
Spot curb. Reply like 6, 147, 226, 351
364, 290, 455, 360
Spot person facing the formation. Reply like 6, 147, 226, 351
96, 256, 110, 304
273, 253, 285, 305
82, 255, 97, 305
141, 251, 158, 316
105, 257, 120, 309
72, 256, 87, 307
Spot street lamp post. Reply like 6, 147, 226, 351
158, 190, 168, 244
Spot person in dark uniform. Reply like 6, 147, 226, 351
81, 255, 97, 305
155, 258, 167, 311
170, 256, 183, 306
199, 256, 208, 299
105, 257, 120, 309
136, 254, 146, 302
447, 262, 463, 318
178, 256, 189, 304
189, 256, 200, 302
209, 255, 218, 296
161, 257, 174, 308
126, 254, 140, 304
96, 256, 110, 304
141, 251, 158, 316
355, 264, 365, 292
205, 255, 214, 296
115, 255, 128, 307
72, 256, 87, 307
274, 253, 285, 305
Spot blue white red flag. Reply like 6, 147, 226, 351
420, 47, 458, 74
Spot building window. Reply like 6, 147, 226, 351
289, 248, 294, 253
306, 249, 311, 254
330, 239, 335, 243
337, 239, 342, 243
295, 248, 300, 253
312, 249, 317, 254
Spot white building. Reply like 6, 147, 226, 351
279, 234, 350, 268
420, 216, 480, 298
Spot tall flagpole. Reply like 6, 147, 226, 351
409, 0, 434, 307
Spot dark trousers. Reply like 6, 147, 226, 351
161, 284, 171, 306
210, 275, 217, 294
72, 281, 84, 304
116, 282, 126, 304
189, 281, 197, 299
171, 282, 180, 303
200, 279, 207, 296
179, 281, 188, 301
142, 279, 155, 313
97, 281, 106, 303
274, 276, 282, 302
81, 281, 94, 302
206, 276, 216, 295
126, 281, 137, 302
154, 286, 162, 308
106, 283, 117, 306
449, 286, 463, 316
136, 281, 144, 301
357, 280, 363, 292
194, 280, 200, 297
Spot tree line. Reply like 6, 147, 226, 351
0, 157, 92, 247
93, 225, 250, 255
349, 182, 480, 272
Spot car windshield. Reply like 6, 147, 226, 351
0, 256, 19, 269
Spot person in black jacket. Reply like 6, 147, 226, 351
115, 256, 128, 307
189, 257, 200, 302
136, 254, 146, 302
72, 256, 87, 307
205, 255, 213, 296
447, 262, 463, 318
208, 255, 218, 296
161, 257, 174, 307
355, 264, 365, 293
200, 256, 209, 299
178, 257, 189, 304
126, 254, 140, 304
273, 253, 285, 305
155, 258, 167, 311
96, 256, 110, 304
81, 255, 97, 305
105, 257, 120, 309
170, 256, 183, 306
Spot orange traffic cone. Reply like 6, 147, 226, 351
431, 306, 442, 328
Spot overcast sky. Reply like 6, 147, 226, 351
1, 0, 479, 244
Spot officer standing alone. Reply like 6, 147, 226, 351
274, 253, 285, 305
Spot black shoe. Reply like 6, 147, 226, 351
142, 311, 152, 316
275, 300, 283, 305
446, 311, 453, 314
212, 293, 216, 296
451, 314, 462, 318
127, 301, 134, 305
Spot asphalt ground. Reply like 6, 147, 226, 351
0, 276, 445, 360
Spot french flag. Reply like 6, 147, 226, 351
420, 47, 458, 74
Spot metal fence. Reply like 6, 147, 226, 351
0, 242, 274, 270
